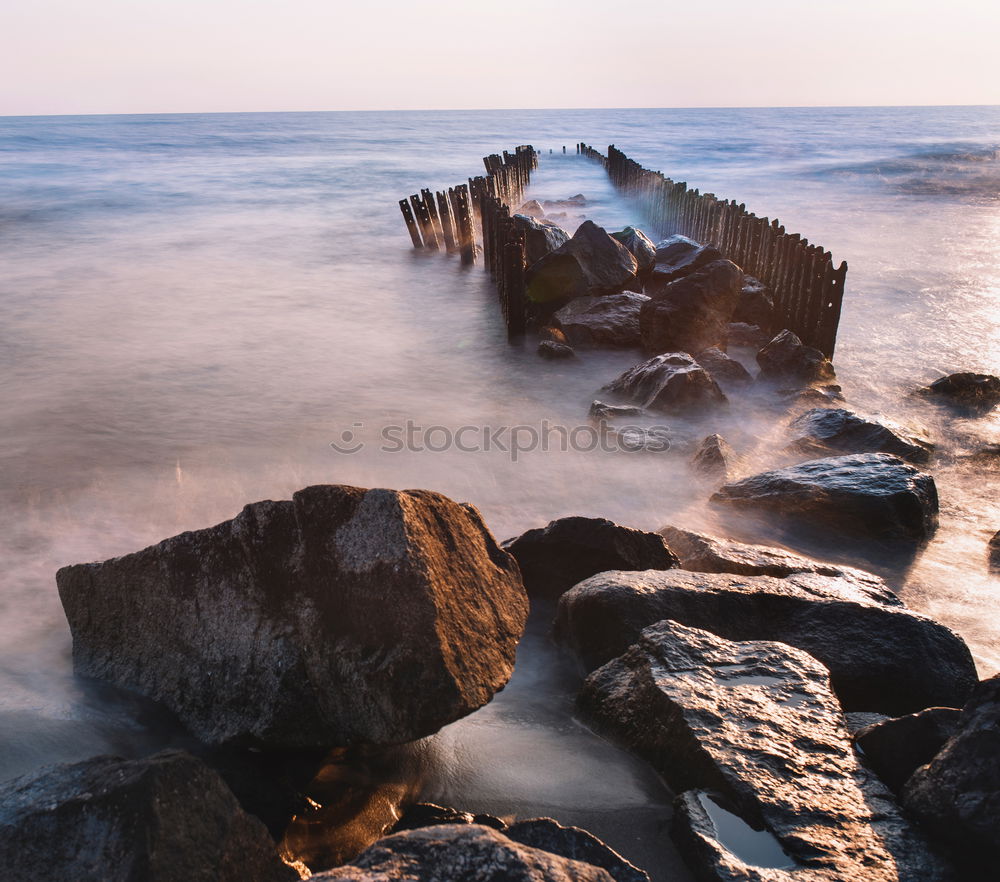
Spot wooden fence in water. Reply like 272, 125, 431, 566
579, 143, 847, 357
399, 145, 537, 337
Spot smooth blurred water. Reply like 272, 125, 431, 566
1, 107, 998, 874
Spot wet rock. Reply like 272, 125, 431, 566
854, 707, 961, 792
640, 260, 744, 354
526, 220, 638, 306
538, 339, 576, 359
516, 199, 546, 218
502, 516, 678, 601
727, 322, 770, 348
312, 824, 616, 881
776, 384, 845, 409
902, 675, 1000, 874
657, 525, 897, 598
578, 621, 955, 882
0, 749, 298, 882
555, 568, 976, 714
693, 347, 753, 389
589, 400, 644, 420
543, 194, 587, 209
611, 227, 656, 279
392, 803, 505, 833
733, 276, 774, 329
647, 236, 724, 291
756, 329, 836, 385
690, 434, 741, 482
711, 453, 939, 551
604, 353, 728, 413
788, 407, 933, 464
506, 818, 649, 882
990, 530, 1000, 572
925, 372, 1000, 412
554, 291, 648, 347
512, 214, 571, 266
57, 485, 527, 749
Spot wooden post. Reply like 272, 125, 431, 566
436, 191, 457, 253
410, 194, 438, 250
399, 199, 422, 249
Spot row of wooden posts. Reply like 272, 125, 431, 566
578, 143, 847, 357
398, 145, 537, 336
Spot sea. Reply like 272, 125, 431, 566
1, 106, 998, 877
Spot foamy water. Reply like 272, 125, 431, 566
1, 107, 998, 876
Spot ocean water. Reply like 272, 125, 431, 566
1, 107, 998, 876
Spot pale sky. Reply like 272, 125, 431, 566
2, 0, 998, 115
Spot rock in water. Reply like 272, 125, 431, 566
902, 675, 1000, 873
756, 329, 836, 384
57, 485, 528, 748
640, 259, 744, 354
502, 516, 678, 600
733, 275, 775, 329
554, 568, 976, 714
311, 824, 616, 881
511, 213, 570, 266
604, 352, 727, 413
554, 291, 649, 347
578, 621, 955, 882
990, 529, 1000, 572
0, 750, 298, 882
854, 707, 961, 792
690, 434, 741, 482
538, 339, 577, 359
647, 236, 724, 290
505, 819, 649, 882
693, 347, 753, 389
788, 407, 933, 464
610, 227, 656, 279
711, 453, 939, 550
925, 372, 1000, 412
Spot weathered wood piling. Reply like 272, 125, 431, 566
580, 143, 847, 357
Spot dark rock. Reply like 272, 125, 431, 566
604, 352, 728, 413
0, 750, 298, 882
554, 291, 648, 347
543, 194, 587, 209
756, 329, 836, 385
926, 372, 1000, 412
845, 711, 891, 734
502, 516, 678, 600
776, 384, 845, 409
733, 276, 775, 329
538, 339, 576, 359
610, 227, 656, 279
640, 259, 744, 354
855, 707, 961, 792
506, 818, 649, 882
727, 322, 771, 348
690, 434, 741, 482
788, 407, 933, 464
903, 675, 1000, 874
647, 236, 724, 291
526, 221, 638, 306
57, 485, 527, 749
555, 568, 976, 714
516, 199, 546, 218
578, 621, 954, 882
657, 525, 897, 598
990, 530, 1000, 572
589, 400, 644, 420
391, 802, 507, 834
312, 824, 616, 881
512, 214, 570, 266
693, 347, 753, 389
711, 453, 939, 551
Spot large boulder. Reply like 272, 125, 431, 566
554, 568, 977, 714
57, 485, 528, 748
925, 372, 1000, 412
646, 236, 723, 292
604, 353, 727, 413
525, 220, 638, 307
578, 621, 955, 882
311, 824, 616, 881
640, 259, 744, 354
502, 516, 678, 601
610, 227, 656, 279
902, 675, 1000, 873
553, 291, 648, 347
0, 750, 298, 882
711, 453, 939, 551
512, 214, 570, 266
788, 407, 933, 464
854, 707, 962, 792
756, 329, 835, 385
693, 347, 752, 390
733, 275, 775, 329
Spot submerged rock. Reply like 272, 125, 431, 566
555, 568, 976, 714
589, 400, 644, 420
512, 214, 571, 266
756, 329, 836, 385
640, 259, 744, 354
788, 407, 933, 464
711, 453, 939, 551
538, 339, 576, 359
646, 236, 724, 291
605, 352, 727, 413
57, 485, 527, 748
854, 707, 961, 792
312, 824, 616, 881
690, 434, 741, 482
902, 675, 1000, 875
610, 227, 656, 279
925, 372, 1000, 412
0, 750, 298, 882
554, 291, 648, 347
578, 621, 955, 882
502, 516, 678, 600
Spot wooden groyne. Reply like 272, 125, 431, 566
579, 143, 847, 357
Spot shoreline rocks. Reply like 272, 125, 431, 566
605, 353, 728, 413
554, 291, 648, 347
756, 329, 836, 386
925, 372, 1000, 412
788, 407, 933, 464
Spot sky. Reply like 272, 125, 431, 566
2, 0, 999, 115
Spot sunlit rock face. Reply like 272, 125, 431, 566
755, 329, 836, 386
554, 568, 977, 715
604, 353, 728, 414
787, 407, 933, 464
578, 621, 956, 882
57, 485, 528, 749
